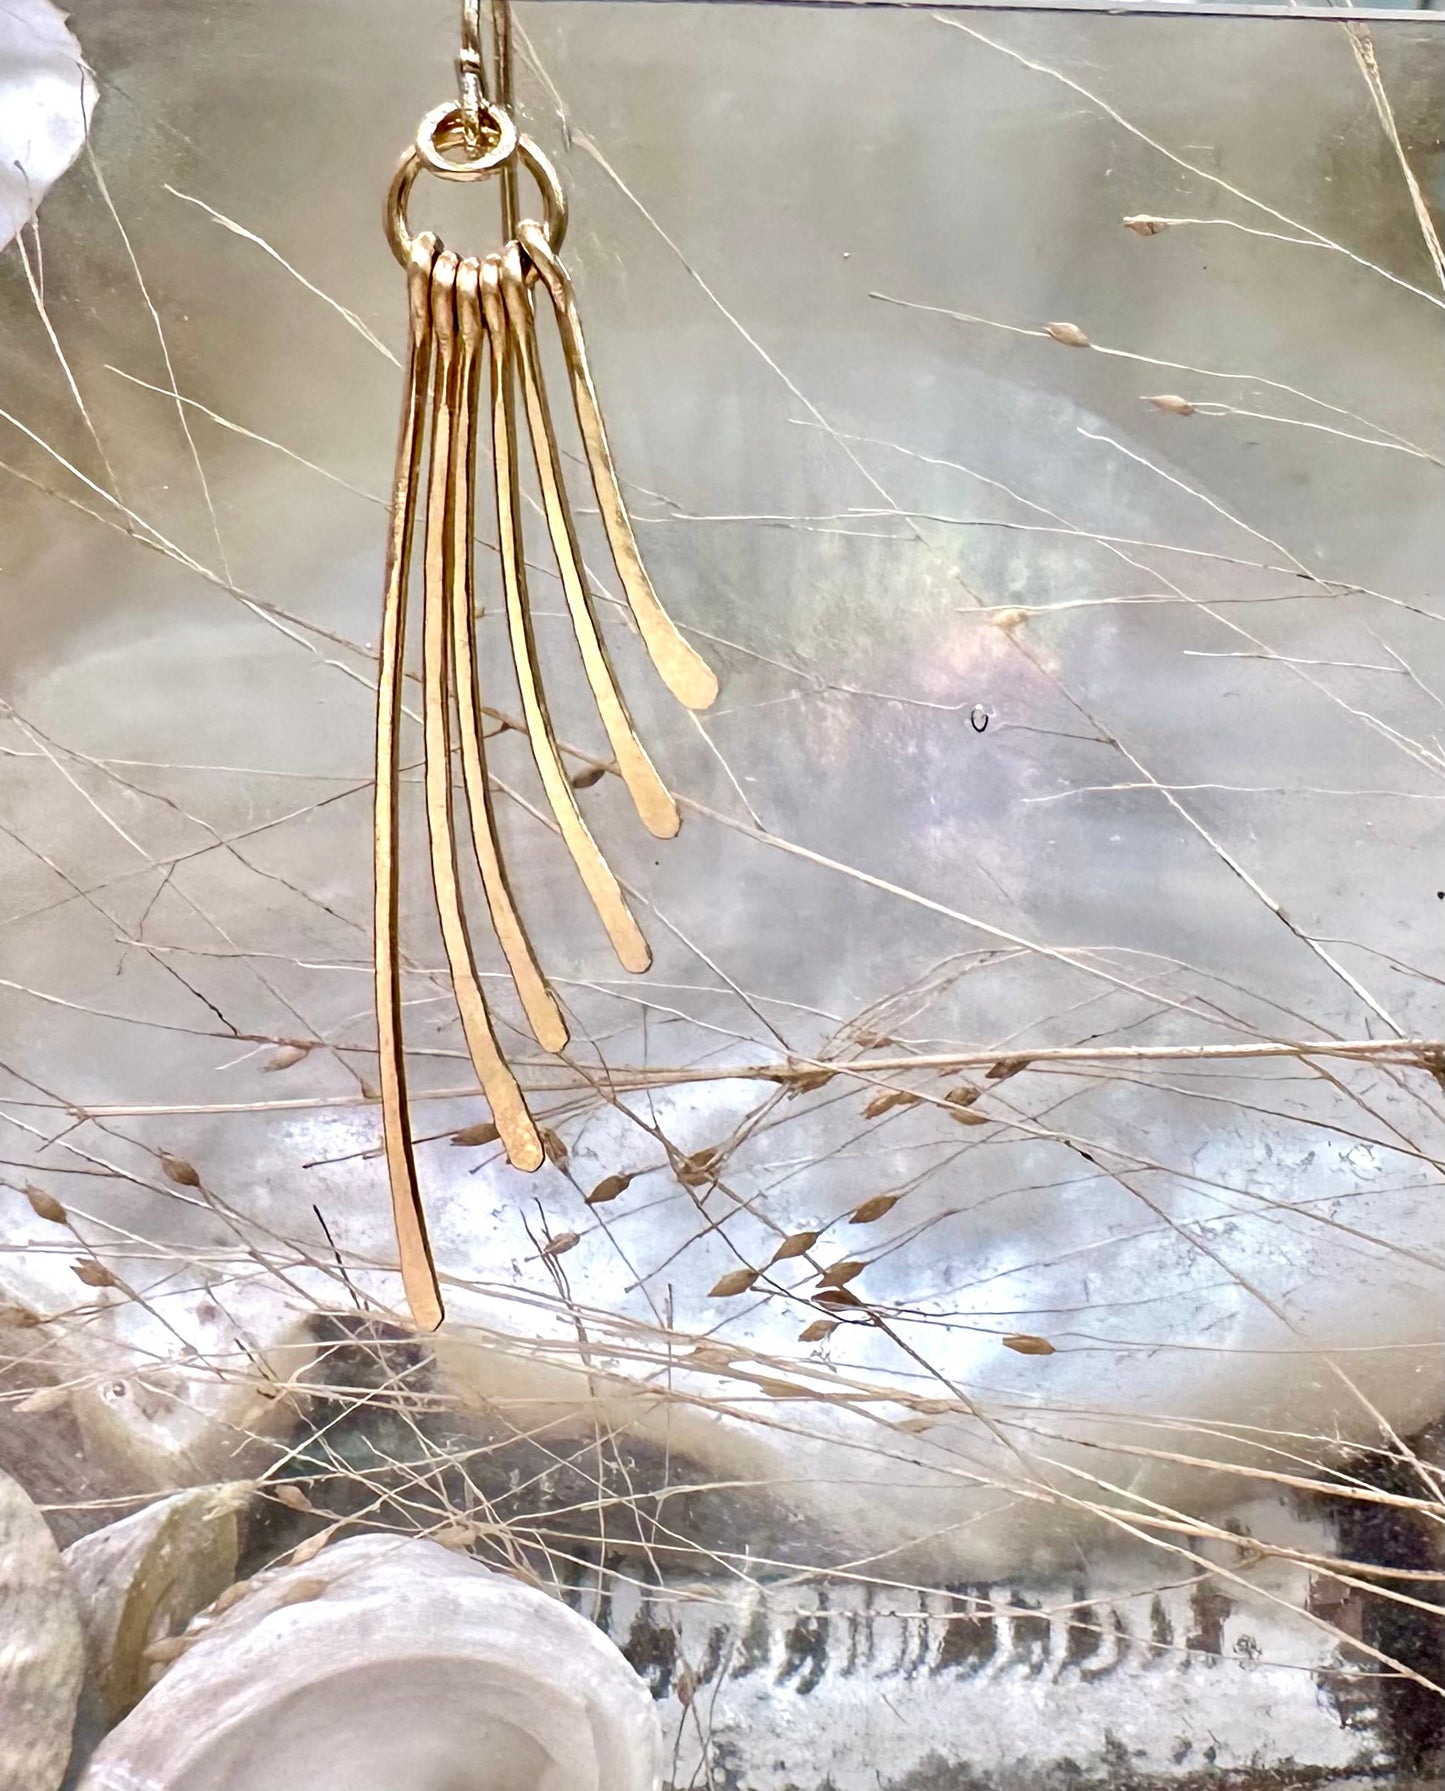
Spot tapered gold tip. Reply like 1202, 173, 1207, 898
406, 1287, 445, 1333
669, 653, 720, 713
618, 935, 653, 976
502, 1129, 546, 1174
638, 789, 682, 842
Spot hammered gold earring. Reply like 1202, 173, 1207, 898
373, 0, 716, 1329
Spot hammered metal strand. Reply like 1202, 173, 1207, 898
499, 243, 681, 843
518, 219, 718, 715
479, 254, 651, 974
423, 251, 544, 1173
450, 261, 569, 1055
375, 233, 444, 1333
373, 33, 722, 1327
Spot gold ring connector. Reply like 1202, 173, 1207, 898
385, 113, 568, 269
415, 99, 517, 181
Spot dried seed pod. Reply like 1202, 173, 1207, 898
1002, 1333, 1056, 1357
818, 1260, 866, 1289
785, 1059, 836, 1094
676, 1147, 721, 1188
263, 1045, 310, 1072
569, 761, 607, 789
72, 1259, 118, 1290
63, 1484, 241, 1724
770, 1230, 819, 1263
17, 1383, 71, 1416
849, 1194, 901, 1226
74, 1536, 662, 1791
708, 1268, 759, 1299
755, 1378, 810, 1400
1123, 214, 1168, 234
271, 1577, 328, 1610
862, 1087, 921, 1120
1, 1468, 85, 1791
23, 1185, 66, 1224
208, 1580, 252, 1617
451, 1121, 500, 1147
159, 1153, 201, 1188
986, 1056, 1030, 1081
586, 1172, 634, 1205
798, 1319, 838, 1343
942, 1082, 979, 1107
688, 1342, 739, 1368
814, 1287, 864, 1311
288, 1525, 338, 1567
0, 1304, 41, 1329
989, 607, 1028, 632
1146, 393, 1195, 416
539, 1128, 569, 1170
1045, 320, 1090, 347
273, 1484, 312, 1513
431, 1522, 478, 1550
540, 1231, 579, 1259
944, 1084, 991, 1123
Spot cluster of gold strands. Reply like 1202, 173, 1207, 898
375, 144, 716, 1330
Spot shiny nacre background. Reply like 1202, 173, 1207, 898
0, 0, 1441, 1580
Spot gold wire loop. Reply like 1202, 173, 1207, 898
415, 100, 517, 182
385, 125, 568, 268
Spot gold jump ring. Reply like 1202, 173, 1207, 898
386, 109, 568, 269
415, 100, 516, 181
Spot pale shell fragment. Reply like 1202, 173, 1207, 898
63, 1483, 241, 1724
76, 1533, 663, 1791
0, 1468, 85, 1791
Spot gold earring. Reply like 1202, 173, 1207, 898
373, 0, 716, 1330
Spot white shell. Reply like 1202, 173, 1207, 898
76, 1534, 663, 1791
63, 1485, 242, 1723
0, 1468, 85, 1791
0, 1, 94, 247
